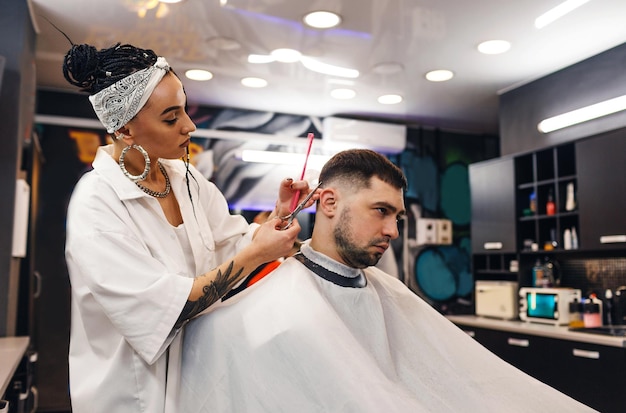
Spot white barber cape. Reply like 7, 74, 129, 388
181, 244, 596, 412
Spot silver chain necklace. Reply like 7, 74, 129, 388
136, 161, 171, 198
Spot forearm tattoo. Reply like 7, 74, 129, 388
174, 261, 243, 329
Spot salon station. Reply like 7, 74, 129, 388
3, 0, 626, 412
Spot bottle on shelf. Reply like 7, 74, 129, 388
532, 259, 544, 287
568, 298, 584, 328
583, 295, 603, 328
546, 188, 556, 215
565, 182, 576, 211
571, 227, 578, 249
543, 257, 557, 287
563, 228, 572, 250
529, 191, 537, 214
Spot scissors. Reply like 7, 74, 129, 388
279, 181, 323, 230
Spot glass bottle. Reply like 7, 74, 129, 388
546, 188, 556, 215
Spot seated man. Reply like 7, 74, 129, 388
180, 149, 595, 412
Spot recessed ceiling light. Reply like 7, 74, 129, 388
270, 48, 302, 63
185, 69, 213, 81
425, 70, 454, 82
477, 40, 511, 55
241, 77, 268, 88
303, 11, 342, 29
378, 94, 403, 104
330, 88, 356, 100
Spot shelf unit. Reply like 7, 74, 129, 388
472, 252, 518, 282
515, 143, 578, 253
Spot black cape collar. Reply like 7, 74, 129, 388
294, 247, 367, 288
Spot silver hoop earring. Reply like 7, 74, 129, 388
119, 144, 151, 182
116, 133, 125, 140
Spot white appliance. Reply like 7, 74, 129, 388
322, 117, 407, 154
475, 281, 519, 320
519, 287, 581, 325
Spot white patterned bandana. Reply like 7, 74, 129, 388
89, 57, 170, 133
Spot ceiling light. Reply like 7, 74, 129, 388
159, 0, 184, 3
185, 69, 213, 81
537, 94, 626, 133
242, 150, 331, 169
248, 52, 359, 78
425, 70, 454, 82
330, 88, 356, 100
301, 56, 359, 78
535, 0, 591, 29
378, 94, 403, 105
477, 40, 511, 55
303, 11, 342, 29
270, 48, 302, 63
241, 77, 268, 88
248, 54, 275, 64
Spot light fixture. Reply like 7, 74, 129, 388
535, 0, 591, 29
159, 0, 184, 3
301, 56, 359, 78
125, 0, 169, 18
185, 69, 213, 81
330, 88, 356, 100
378, 94, 403, 105
477, 40, 511, 55
303, 11, 342, 29
270, 48, 302, 63
425, 69, 454, 82
241, 77, 268, 88
248, 50, 359, 79
537, 94, 626, 133
241, 150, 331, 170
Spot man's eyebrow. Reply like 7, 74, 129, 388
374, 201, 406, 216
160, 105, 181, 116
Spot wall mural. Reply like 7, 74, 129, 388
36, 101, 498, 315
396, 128, 498, 314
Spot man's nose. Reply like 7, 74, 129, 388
383, 218, 400, 240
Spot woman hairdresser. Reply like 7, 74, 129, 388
62, 42, 315, 413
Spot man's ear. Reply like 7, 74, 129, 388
318, 188, 338, 217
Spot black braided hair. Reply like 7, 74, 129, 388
62, 43, 158, 94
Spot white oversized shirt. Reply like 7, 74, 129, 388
65, 145, 257, 413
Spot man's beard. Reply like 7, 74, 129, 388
333, 208, 386, 269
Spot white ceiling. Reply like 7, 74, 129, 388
30, 0, 626, 135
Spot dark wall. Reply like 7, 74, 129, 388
0, 0, 37, 336
499, 42, 626, 156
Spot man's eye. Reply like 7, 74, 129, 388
165, 118, 177, 125
376, 207, 387, 215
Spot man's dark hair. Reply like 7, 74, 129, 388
318, 148, 407, 191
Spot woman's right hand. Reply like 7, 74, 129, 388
251, 217, 301, 264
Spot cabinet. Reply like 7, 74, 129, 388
457, 325, 626, 413
470, 158, 518, 282
549, 339, 626, 413
576, 129, 626, 250
469, 157, 516, 253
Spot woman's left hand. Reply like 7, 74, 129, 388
273, 178, 320, 219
